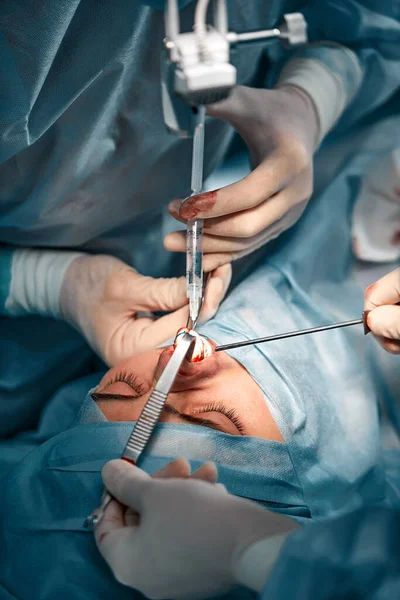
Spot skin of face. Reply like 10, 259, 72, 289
93, 340, 283, 441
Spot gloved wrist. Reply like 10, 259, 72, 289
232, 532, 292, 592
276, 48, 361, 148
274, 83, 320, 152
229, 504, 300, 593
5, 249, 85, 318
58, 254, 103, 340
58, 253, 134, 362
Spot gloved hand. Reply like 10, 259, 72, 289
365, 268, 400, 354
164, 85, 319, 271
114, 459, 218, 529
94, 459, 298, 600
60, 254, 231, 366
352, 149, 400, 263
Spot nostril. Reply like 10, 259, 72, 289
174, 327, 213, 362
189, 336, 213, 362
174, 327, 190, 348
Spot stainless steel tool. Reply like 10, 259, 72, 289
215, 313, 371, 352
84, 331, 196, 530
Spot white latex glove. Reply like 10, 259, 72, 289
164, 84, 319, 271
94, 459, 298, 600
60, 254, 231, 366
352, 149, 400, 263
365, 268, 400, 354
96, 459, 218, 531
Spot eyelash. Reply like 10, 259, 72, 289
106, 371, 145, 397
100, 377, 245, 434
202, 402, 245, 435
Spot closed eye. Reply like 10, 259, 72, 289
194, 402, 246, 435
96, 370, 145, 397
91, 392, 245, 435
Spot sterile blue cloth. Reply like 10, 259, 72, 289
2, 113, 400, 599
0, 0, 399, 436
0, 2, 399, 596
262, 459, 400, 600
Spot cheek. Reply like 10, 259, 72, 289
218, 370, 283, 440
213, 370, 262, 412
97, 401, 143, 422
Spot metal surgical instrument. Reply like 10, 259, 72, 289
84, 331, 196, 530
186, 270, 211, 330
162, 2, 307, 136
162, 0, 307, 328
215, 313, 371, 352
186, 106, 206, 328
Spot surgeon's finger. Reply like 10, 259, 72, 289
168, 183, 309, 241
215, 483, 228, 493
367, 304, 400, 341
107, 267, 188, 314
94, 498, 126, 545
165, 206, 306, 268
153, 459, 191, 479
98, 462, 189, 535
130, 264, 232, 349
200, 229, 288, 273
364, 268, 400, 311
374, 335, 400, 354
166, 224, 287, 254
124, 507, 140, 527
102, 460, 152, 511
166, 228, 280, 261
380, 337, 400, 354
131, 272, 188, 313
192, 263, 231, 320
166, 229, 267, 253
199, 227, 285, 277
167, 200, 186, 225
191, 462, 218, 483
382, 339, 400, 354
96, 526, 139, 587
203, 253, 235, 272
124, 460, 192, 527
178, 153, 295, 221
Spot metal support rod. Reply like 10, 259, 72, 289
215, 318, 365, 352
165, 0, 180, 62
214, 0, 228, 34
226, 28, 281, 44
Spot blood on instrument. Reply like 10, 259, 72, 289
174, 327, 213, 362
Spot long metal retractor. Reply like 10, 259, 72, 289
215, 315, 370, 352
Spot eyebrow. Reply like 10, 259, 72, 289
91, 392, 235, 434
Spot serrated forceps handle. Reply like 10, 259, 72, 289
122, 388, 168, 463
84, 332, 196, 530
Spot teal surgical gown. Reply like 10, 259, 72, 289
1, 107, 399, 599
0, 0, 399, 436
263, 491, 400, 599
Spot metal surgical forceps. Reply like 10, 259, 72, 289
186, 271, 211, 330
84, 331, 196, 530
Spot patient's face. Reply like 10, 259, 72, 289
93, 340, 282, 441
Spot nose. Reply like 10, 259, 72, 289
174, 328, 214, 362
156, 346, 175, 378
154, 330, 219, 389
172, 343, 219, 390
